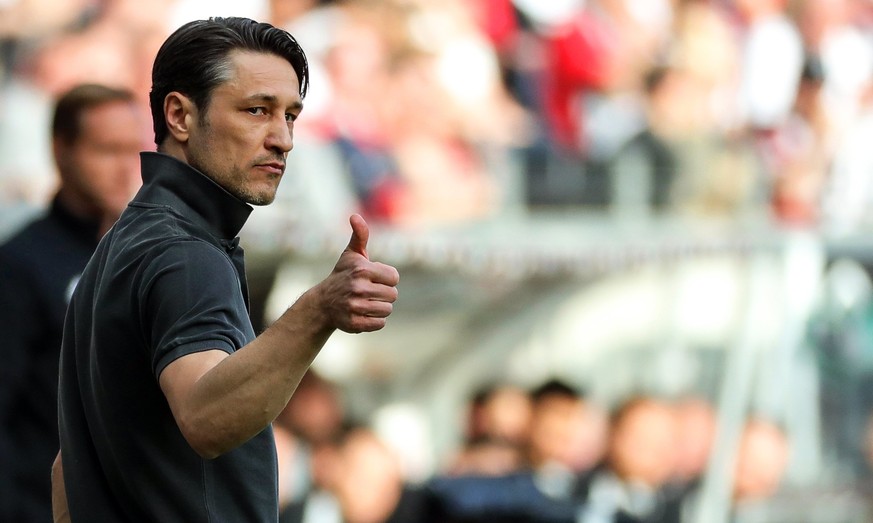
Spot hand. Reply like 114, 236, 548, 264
319, 214, 399, 333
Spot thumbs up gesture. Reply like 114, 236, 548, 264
320, 214, 400, 333
346, 213, 370, 259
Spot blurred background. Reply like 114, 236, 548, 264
4, 0, 873, 521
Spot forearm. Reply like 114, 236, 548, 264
174, 287, 334, 457
52, 452, 70, 523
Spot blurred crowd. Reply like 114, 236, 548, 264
3, 0, 873, 232
271, 371, 796, 523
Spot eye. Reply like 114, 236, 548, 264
247, 107, 267, 116
285, 112, 298, 122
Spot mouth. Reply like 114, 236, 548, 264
256, 162, 286, 176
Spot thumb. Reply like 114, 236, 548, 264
346, 213, 369, 259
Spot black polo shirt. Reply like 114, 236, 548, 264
0, 198, 100, 522
58, 152, 278, 522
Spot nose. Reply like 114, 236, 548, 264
266, 114, 294, 155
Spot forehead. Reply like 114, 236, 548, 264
215, 49, 301, 104
78, 100, 141, 140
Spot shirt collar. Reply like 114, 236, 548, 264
135, 152, 253, 239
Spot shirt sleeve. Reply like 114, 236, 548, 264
140, 239, 254, 378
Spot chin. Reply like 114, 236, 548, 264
246, 193, 277, 206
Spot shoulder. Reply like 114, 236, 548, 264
149, 238, 234, 271
0, 214, 56, 271
119, 202, 227, 254
136, 238, 239, 304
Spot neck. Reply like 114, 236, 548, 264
55, 187, 114, 238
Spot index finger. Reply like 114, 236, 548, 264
368, 262, 400, 287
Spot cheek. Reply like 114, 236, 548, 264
75, 151, 139, 198
193, 130, 246, 176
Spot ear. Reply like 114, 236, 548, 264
164, 91, 196, 144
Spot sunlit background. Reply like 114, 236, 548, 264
4, 0, 873, 521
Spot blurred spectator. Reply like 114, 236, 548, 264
333, 426, 431, 523
681, 416, 791, 522
381, 0, 523, 225
733, 0, 804, 133
539, 0, 627, 154
447, 435, 526, 478
821, 79, 873, 234
278, 370, 347, 445
608, 64, 687, 217
447, 382, 532, 477
277, 0, 524, 226
464, 382, 533, 445
280, 431, 345, 522
527, 378, 609, 477
670, 0, 740, 133
768, 54, 834, 225
610, 55, 763, 219
0, 83, 143, 522
269, 0, 322, 29
283, 424, 432, 523
797, 0, 873, 133
669, 396, 718, 493
317, 0, 404, 221
274, 370, 348, 515
0, 0, 160, 211
731, 418, 790, 504
423, 378, 606, 523
575, 395, 682, 523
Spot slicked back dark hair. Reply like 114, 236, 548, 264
53, 83, 135, 144
149, 16, 309, 147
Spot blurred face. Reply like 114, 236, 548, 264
335, 430, 402, 523
608, 401, 678, 488
733, 421, 789, 501
483, 386, 532, 443
673, 399, 717, 481
284, 381, 344, 444
55, 100, 143, 221
186, 50, 303, 206
529, 395, 588, 469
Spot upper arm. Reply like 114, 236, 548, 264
141, 240, 253, 378
159, 348, 228, 423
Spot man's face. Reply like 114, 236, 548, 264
609, 402, 678, 487
186, 50, 303, 206
57, 100, 144, 220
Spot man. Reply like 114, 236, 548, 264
0, 83, 143, 522
575, 396, 682, 523
52, 16, 399, 522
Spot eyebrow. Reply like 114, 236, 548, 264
245, 93, 304, 111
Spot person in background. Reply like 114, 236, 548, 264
681, 416, 790, 522
447, 382, 532, 477
52, 17, 399, 522
275, 370, 349, 518
731, 418, 790, 507
669, 396, 718, 496
332, 425, 431, 523
526, 379, 609, 478
575, 395, 681, 523
0, 82, 143, 523
425, 378, 607, 523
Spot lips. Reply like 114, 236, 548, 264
257, 162, 285, 175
